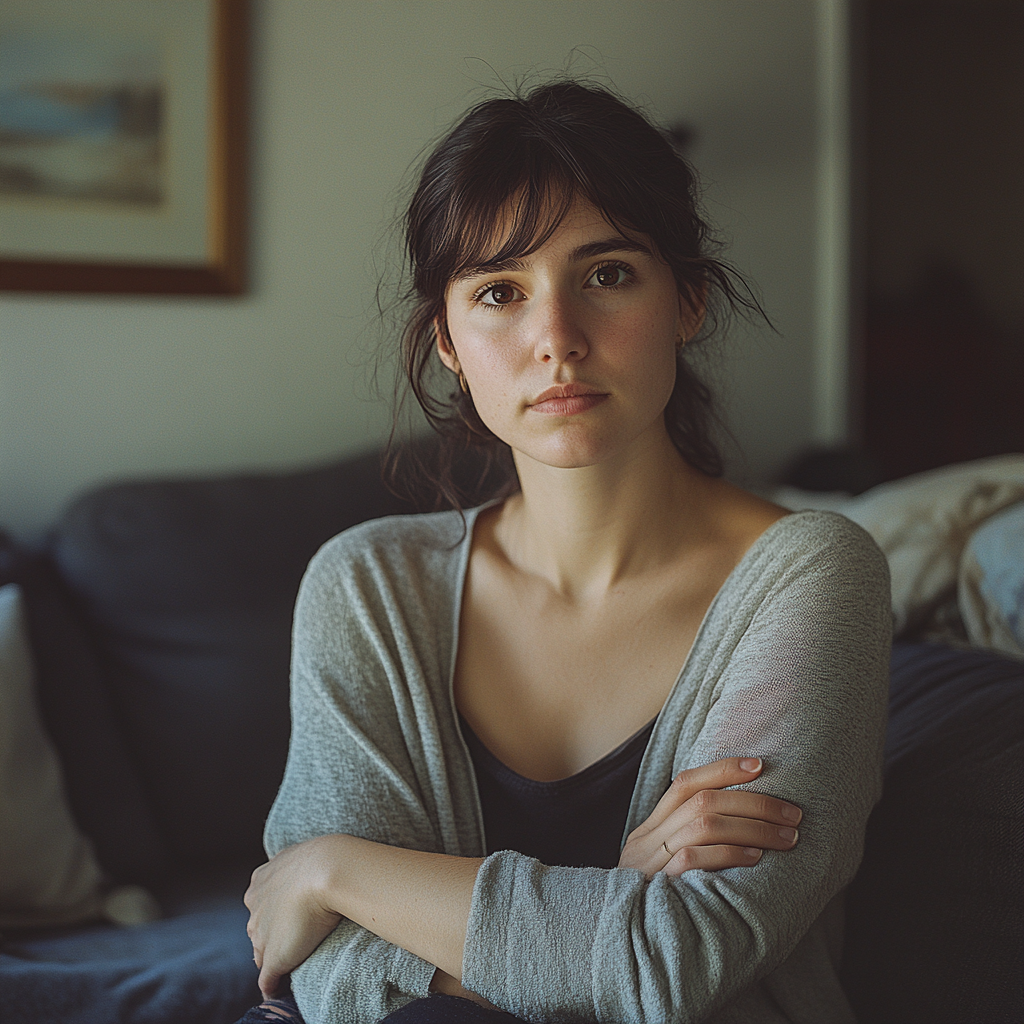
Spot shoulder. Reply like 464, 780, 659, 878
292, 507, 477, 640
305, 508, 469, 585
740, 512, 893, 664
704, 479, 886, 591
714, 509, 892, 643
755, 509, 890, 587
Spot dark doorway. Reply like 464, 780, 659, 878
859, 1, 1024, 482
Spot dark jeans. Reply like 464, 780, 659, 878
234, 993, 523, 1023
233, 996, 302, 1023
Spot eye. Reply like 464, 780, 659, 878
475, 282, 523, 306
587, 263, 630, 289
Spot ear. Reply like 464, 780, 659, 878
677, 285, 707, 342
434, 317, 460, 373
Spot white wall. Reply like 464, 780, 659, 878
0, 0, 834, 540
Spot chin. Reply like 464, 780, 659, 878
514, 434, 619, 471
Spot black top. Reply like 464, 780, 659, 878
459, 714, 656, 869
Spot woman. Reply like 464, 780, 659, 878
242, 81, 891, 1024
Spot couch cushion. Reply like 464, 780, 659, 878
0, 872, 259, 1024
0, 537, 168, 884
842, 642, 1024, 1024
48, 451, 416, 870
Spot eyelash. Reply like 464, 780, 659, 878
470, 281, 521, 310
588, 260, 634, 290
469, 260, 635, 310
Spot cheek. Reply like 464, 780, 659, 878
610, 325, 679, 425
454, 342, 521, 432
606, 309, 678, 380
464, 363, 516, 430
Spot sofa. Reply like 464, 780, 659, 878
1, 447, 1021, 1024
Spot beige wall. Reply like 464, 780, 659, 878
0, 0, 834, 540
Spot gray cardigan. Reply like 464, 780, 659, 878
265, 508, 891, 1024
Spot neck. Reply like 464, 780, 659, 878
496, 426, 713, 602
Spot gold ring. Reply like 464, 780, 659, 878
662, 840, 672, 856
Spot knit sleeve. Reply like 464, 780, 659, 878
461, 514, 892, 1023
262, 525, 463, 1023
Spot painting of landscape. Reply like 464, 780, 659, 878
0, 30, 164, 206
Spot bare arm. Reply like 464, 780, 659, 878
246, 835, 481, 997
327, 838, 480, 975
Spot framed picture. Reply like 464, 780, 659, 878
0, 0, 248, 295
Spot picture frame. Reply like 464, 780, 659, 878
0, 0, 249, 295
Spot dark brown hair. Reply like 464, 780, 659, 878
387, 80, 765, 508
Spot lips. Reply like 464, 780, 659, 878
528, 383, 608, 415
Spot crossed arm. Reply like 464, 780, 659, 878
251, 515, 890, 1018
245, 756, 802, 1001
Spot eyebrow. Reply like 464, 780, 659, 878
454, 236, 654, 282
569, 238, 654, 262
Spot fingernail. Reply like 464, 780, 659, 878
744, 847, 763, 859
781, 805, 802, 822
739, 758, 761, 772
778, 827, 798, 843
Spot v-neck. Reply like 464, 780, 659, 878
445, 503, 799, 788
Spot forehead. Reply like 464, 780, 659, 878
532, 199, 617, 241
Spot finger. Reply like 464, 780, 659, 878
661, 788, 801, 834
662, 844, 765, 875
633, 758, 763, 835
660, 813, 800, 854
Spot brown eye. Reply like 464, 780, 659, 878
478, 283, 521, 306
590, 265, 627, 288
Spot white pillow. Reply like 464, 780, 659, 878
838, 455, 1024, 637
0, 583, 104, 929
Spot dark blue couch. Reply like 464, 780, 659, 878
1, 451, 1021, 1023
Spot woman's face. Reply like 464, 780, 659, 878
439, 199, 689, 470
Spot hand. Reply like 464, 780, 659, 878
618, 757, 801, 878
244, 836, 346, 998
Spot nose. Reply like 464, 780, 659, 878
531, 291, 589, 366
